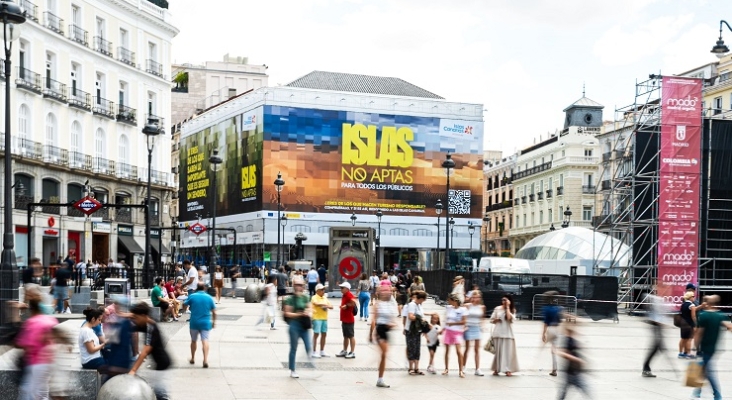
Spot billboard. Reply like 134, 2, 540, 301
261, 106, 484, 218
657, 77, 702, 304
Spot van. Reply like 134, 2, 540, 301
477, 257, 531, 274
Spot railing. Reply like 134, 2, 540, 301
12, 137, 42, 159
96, 208, 110, 221
68, 24, 88, 46
68, 88, 91, 111
116, 162, 138, 180
512, 161, 552, 181
150, 212, 160, 226
602, 152, 611, 162
582, 185, 596, 194
146, 0, 169, 9
43, 77, 67, 102
94, 36, 113, 57
92, 97, 115, 119
69, 151, 92, 170
116, 207, 132, 223
116, 104, 137, 125
43, 11, 63, 35
546, 189, 553, 198
146, 114, 165, 131
514, 198, 520, 206
151, 169, 169, 185
146, 59, 164, 78
117, 46, 135, 67
41, 198, 61, 215
529, 194, 535, 202
537, 192, 543, 200
16, 67, 42, 93
614, 149, 627, 159
601, 180, 612, 191
556, 186, 564, 196
553, 156, 599, 167
521, 196, 527, 204
67, 207, 86, 217
14, 195, 34, 210
21, 0, 38, 22
92, 157, 115, 175
42, 145, 68, 165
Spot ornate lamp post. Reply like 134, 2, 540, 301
711, 20, 732, 57
208, 150, 222, 268
468, 221, 475, 250
375, 209, 382, 272
280, 215, 288, 264
142, 117, 162, 288
561, 206, 572, 229
448, 217, 455, 263
350, 212, 357, 226
435, 200, 443, 268
274, 172, 284, 269
549, 223, 556, 232
442, 154, 455, 268
0, 0, 26, 331
482, 213, 490, 253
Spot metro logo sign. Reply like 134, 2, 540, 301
189, 222, 207, 236
73, 196, 103, 215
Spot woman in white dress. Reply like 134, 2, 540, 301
490, 294, 519, 376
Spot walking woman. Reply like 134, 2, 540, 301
451, 276, 465, 304
678, 291, 697, 358
357, 273, 371, 322
371, 285, 398, 388
490, 294, 519, 376
212, 265, 224, 304
283, 277, 312, 378
463, 291, 486, 376
16, 291, 59, 400
442, 293, 467, 377
408, 276, 425, 297
405, 290, 429, 375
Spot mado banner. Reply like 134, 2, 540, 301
658, 77, 702, 304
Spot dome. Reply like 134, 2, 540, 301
515, 227, 630, 268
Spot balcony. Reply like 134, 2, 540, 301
146, 0, 169, 8
116, 162, 138, 180
546, 189, 553, 199
92, 97, 115, 119
69, 151, 92, 170
116, 207, 132, 223
10, 137, 42, 159
42, 145, 68, 165
601, 180, 612, 191
96, 208, 110, 221
512, 161, 552, 181
151, 169, 169, 186
602, 152, 612, 162
43, 77, 67, 103
21, 0, 38, 22
68, 88, 92, 111
146, 59, 164, 78
521, 196, 527, 204
117, 46, 135, 67
513, 198, 519, 206
537, 191, 543, 200
116, 104, 137, 125
67, 207, 86, 218
94, 36, 113, 57
553, 156, 599, 168
43, 12, 64, 35
556, 186, 564, 196
14, 195, 33, 210
41, 198, 61, 215
582, 185, 596, 194
68, 24, 88, 46
92, 157, 115, 175
529, 194, 535, 202
615, 149, 628, 159
146, 114, 165, 131
16, 67, 42, 94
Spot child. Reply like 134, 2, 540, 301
555, 325, 590, 399
425, 314, 442, 374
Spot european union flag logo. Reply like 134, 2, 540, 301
267, 212, 274, 217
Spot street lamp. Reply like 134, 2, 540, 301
142, 116, 162, 288
482, 213, 490, 254
375, 209, 382, 272
350, 212, 357, 226
435, 200, 443, 268
711, 20, 732, 57
274, 172, 284, 269
561, 206, 572, 229
280, 214, 288, 264
442, 154, 455, 267
448, 217, 455, 261
468, 221, 475, 250
209, 150, 222, 269
0, 0, 25, 332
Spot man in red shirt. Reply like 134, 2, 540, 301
163, 277, 181, 320
335, 282, 357, 358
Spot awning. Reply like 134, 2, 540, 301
118, 236, 145, 254
151, 240, 171, 255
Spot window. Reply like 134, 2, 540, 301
148, 91, 156, 115
559, 174, 564, 187
70, 63, 80, 97
46, 0, 56, 13
562, 149, 566, 157
19, 40, 27, 71
714, 96, 723, 115
523, 214, 526, 226
516, 216, 519, 228
96, 17, 105, 39
148, 41, 157, 61
539, 179, 543, 191
18, 104, 30, 138
70, 121, 81, 153
71, 4, 80, 25
95, 128, 105, 157
531, 212, 534, 225
548, 177, 553, 190
119, 81, 127, 107
45, 52, 55, 81
119, 28, 128, 48
586, 174, 594, 187
45, 113, 57, 146
582, 206, 593, 221
530, 183, 535, 195
95, 72, 104, 100
539, 210, 543, 224
584, 148, 593, 157
548, 208, 553, 223
119, 134, 129, 163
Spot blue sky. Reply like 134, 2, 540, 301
170, 0, 725, 155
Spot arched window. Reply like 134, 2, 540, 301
118, 134, 129, 163
45, 113, 57, 146
70, 121, 82, 153
95, 128, 105, 157
18, 104, 30, 139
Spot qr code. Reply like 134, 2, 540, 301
449, 189, 471, 215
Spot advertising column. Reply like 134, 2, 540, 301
658, 77, 702, 304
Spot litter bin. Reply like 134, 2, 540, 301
244, 284, 262, 303
104, 278, 129, 297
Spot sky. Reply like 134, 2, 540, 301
169, 0, 724, 156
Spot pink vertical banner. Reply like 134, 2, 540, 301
658, 77, 702, 304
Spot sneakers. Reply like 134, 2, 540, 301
427, 365, 436, 374
290, 370, 299, 378
678, 353, 687, 359
376, 380, 390, 388
642, 371, 656, 378
335, 350, 348, 357
64, 308, 72, 314
270, 327, 277, 330
320, 351, 330, 357
173, 317, 179, 322
311, 352, 321, 358
475, 369, 484, 376
345, 352, 356, 359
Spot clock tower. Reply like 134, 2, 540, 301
563, 94, 604, 130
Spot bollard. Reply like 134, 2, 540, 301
244, 284, 261, 303
97, 374, 155, 400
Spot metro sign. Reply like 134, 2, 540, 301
189, 222, 207, 236
73, 196, 103, 215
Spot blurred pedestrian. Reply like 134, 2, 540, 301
255, 276, 277, 330
542, 290, 563, 376
212, 265, 224, 304
463, 291, 486, 376
369, 271, 380, 305
284, 277, 312, 378
451, 276, 465, 304
490, 294, 519, 376
307, 267, 320, 296
52, 264, 71, 314
357, 273, 371, 321
79, 308, 107, 371
311, 283, 333, 357
371, 285, 398, 387
642, 289, 668, 378
425, 314, 442, 374
184, 283, 217, 368
691, 294, 732, 400
556, 325, 591, 399
128, 302, 172, 400
442, 293, 467, 377
16, 293, 59, 400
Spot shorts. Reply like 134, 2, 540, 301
375, 324, 391, 341
54, 288, 69, 301
213, 279, 223, 289
396, 294, 408, 305
341, 323, 355, 338
464, 326, 482, 341
427, 339, 440, 352
442, 328, 464, 345
190, 329, 210, 342
680, 326, 693, 339
313, 319, 328, 333
277, 288, 286, 297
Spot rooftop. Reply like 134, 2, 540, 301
285, 71, 444, 99
563, 96, 604, 111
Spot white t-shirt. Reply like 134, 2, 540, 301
265, 283, 277, 306
187, 267, 199, 291
426, 324, 441, 346
369, 275, 380, 289
445, 305, 468, 332
214, 272, 223, 280
404, 301, 424, 332
306, 270, 319, 283
78, 326, 102, 364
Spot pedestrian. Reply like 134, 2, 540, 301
128, 302, 172, 400
556, 325, 591, 400
212, 265, 224, 304
405, 290, 429, 375
408, 276, 425, 297
395, 276, 409, 315
183, 260, 198, 295
276, 267, 288, 303
490, 294, 519, 376
79, 308, 107, 371
369, 271, 380, 305
542, 290, 563, 376
306, 266, 319, 296
357, 273, 371, 322
691, 294, 732, 399
230, 265, 241, 297
255, 276, 277, 330
283, 277, 312, 378
311, 283, 333, 358
151, 277, 175, 322
371, 284, 398, 388
52, 264, 71, 314
317, 264, 327, 286
184, 283, 217, 368
335, 282, 357, 358
463, 290, 485, 376
441, 293, 467, 377
425, 314, 442, 374
642, 289, 668, 378
15, 291, 59, 400
678, 291, 697, 358
451, 275, 465, 304
101, 296, 136, 378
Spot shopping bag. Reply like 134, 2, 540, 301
684, 361, 704, 388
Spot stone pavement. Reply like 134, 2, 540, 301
143, 296, 732, 400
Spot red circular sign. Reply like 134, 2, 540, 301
338, 257, 362, 280
48, 217, 55, 227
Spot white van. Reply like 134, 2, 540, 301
477, 257, 531, 274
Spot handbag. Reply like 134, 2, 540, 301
483, 338, 496, 354
673, 314, 683, 328
299, 316, 312, 330
684, 361, 705, 387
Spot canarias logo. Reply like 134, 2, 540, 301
241, 164, 257, 199
341, 123, 413, 184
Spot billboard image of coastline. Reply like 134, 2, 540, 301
261, 106, 484, 219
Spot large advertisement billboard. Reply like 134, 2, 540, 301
261, 106, 484, 219
658, 77, 702, 304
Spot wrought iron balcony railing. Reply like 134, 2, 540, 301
116, 207, 132, 223
68, 24, 88, 46
43, 77, 67, 102
69, 151, 92, 170
146, 59, 164, 78
117, 46, 135, 67
68, 88, 91, 111
43, 11, 63, 35
116, 104, 137, 125
16, 67, 42, 94
42, 144, 68, 165
92, 157, 115, 175
557, 186, 564, 196
582, 185, 596, 194
116, 162, 138, 180
546, 189, 553, 198
21, 0, 38, 22
92, 97, 115, 119
94, 36, 113, 57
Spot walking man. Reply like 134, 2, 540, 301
306, 267, 319, 296
184, 283, 217, 368
542, 291, 563, 376
642, 287, 669, 377
53, 263, 71, 314
336, 282, 357, 358
691, 295, 732, 399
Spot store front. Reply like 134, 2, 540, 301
92, 222, 111, 264
117, 224, 144, 267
